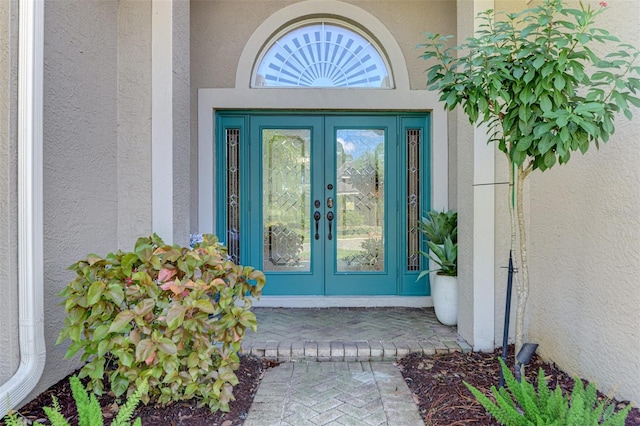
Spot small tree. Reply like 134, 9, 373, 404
420, 0, 639, 358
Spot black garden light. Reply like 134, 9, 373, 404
515, 343, 539, 382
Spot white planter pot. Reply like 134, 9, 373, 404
432, 274, 457, 326
428, 244, 444, 284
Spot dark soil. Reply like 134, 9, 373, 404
399, 347, 640, 426
4, 356, 273, 426
5, 348, 639, 425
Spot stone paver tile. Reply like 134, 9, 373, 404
312, 397, 345, 413
368, 341, 384, 359
443, 339, 461, 352
334, 361, 350, 371
278, 341, 294, 358
265, 340, 279, 358
356, 341, 371, 361
363, 410, 388, 426
406, 340, 423, 354
337, 402, 377, 420
394, 341, 411, 358
330, 341, 345, 360
248, 341, 266, 357
282, 414, 318, 426
291, 340, 305, 358
347, 362, 364, 372
380, 341, 396, 360
432, 340, 449, 354
318, 341, 331, 360
417, 340, 436, 355
335, 393, 368, 409
305, 341, 318, 358
337, 414, 377, 426
284, 401, 320, 419
359, 397, 384, 413
309, 407, 345, 425
457, 338, 473, 353
343, 341, 358, 360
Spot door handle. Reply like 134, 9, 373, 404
326, 211, 334, 240
314, 211, 321, 240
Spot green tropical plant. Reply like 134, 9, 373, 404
418, 236, 457, 279
56, 234, 265, 411
465, 358, 631, 425
2, 376, 146, 426
418, 210, 457, 245
420, 0, 640, 356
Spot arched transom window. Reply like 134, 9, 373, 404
253, 20, 392, 88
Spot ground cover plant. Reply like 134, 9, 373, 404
55, 234, 265, 412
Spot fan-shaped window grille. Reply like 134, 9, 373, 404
253, 21, 392, 88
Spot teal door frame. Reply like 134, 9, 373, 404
215, 111, 431, 296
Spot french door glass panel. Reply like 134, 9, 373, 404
262, 129, 311, 272
335, 129, 385, 272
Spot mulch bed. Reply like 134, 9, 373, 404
4, 348, 639, 425
398, 347, 640, 426
3, 356, 273, 426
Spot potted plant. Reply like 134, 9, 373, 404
417, 210, 457, 245
418, 210, 458, 326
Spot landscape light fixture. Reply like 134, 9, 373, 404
515, 343, 539, 382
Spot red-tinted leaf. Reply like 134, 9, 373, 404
166, 304, 187, 330
108, 310, 135, 333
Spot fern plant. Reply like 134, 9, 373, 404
465, 358, 631, 426
2, 375, 146, 426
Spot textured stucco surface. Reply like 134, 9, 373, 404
454, 0, 475, 346
172, 0, 191, 246
32, 0, 121, 399
117, 0, 152, 250
494, 0, 640, 405
0, 0, 19, 385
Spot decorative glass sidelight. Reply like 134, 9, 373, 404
262, 129, 311, 272
406, 129, 421, 271
226, 129, 241, 263
335, 129, 385, 272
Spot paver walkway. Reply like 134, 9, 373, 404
241, 308, 469, 425
244, 361, 423, 426
242, 307, 469, 361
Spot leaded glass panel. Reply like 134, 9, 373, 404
407, 129, 421, 271
335, 129, 385, 272
262, 129, 311, 272
227, 129, 240, 263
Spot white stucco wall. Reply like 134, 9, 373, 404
490, 0, 640, 405
33, 0, 121, 397
526, 0, 640, 402
172, 0, 191, 246
117, 0, 153, 250
0, 0, 20, 385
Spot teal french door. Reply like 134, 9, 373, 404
216, 112, 430, 296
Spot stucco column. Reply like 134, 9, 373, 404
151, 0, 190, 246
456, 0, 496, 351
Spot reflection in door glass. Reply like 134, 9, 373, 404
335, 129, 384, 272
262, 129, 311, 272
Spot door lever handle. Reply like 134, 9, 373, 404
326, 211, 334, 240
314, 211, 321, 240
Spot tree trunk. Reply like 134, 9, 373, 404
515, 165, 531, 364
